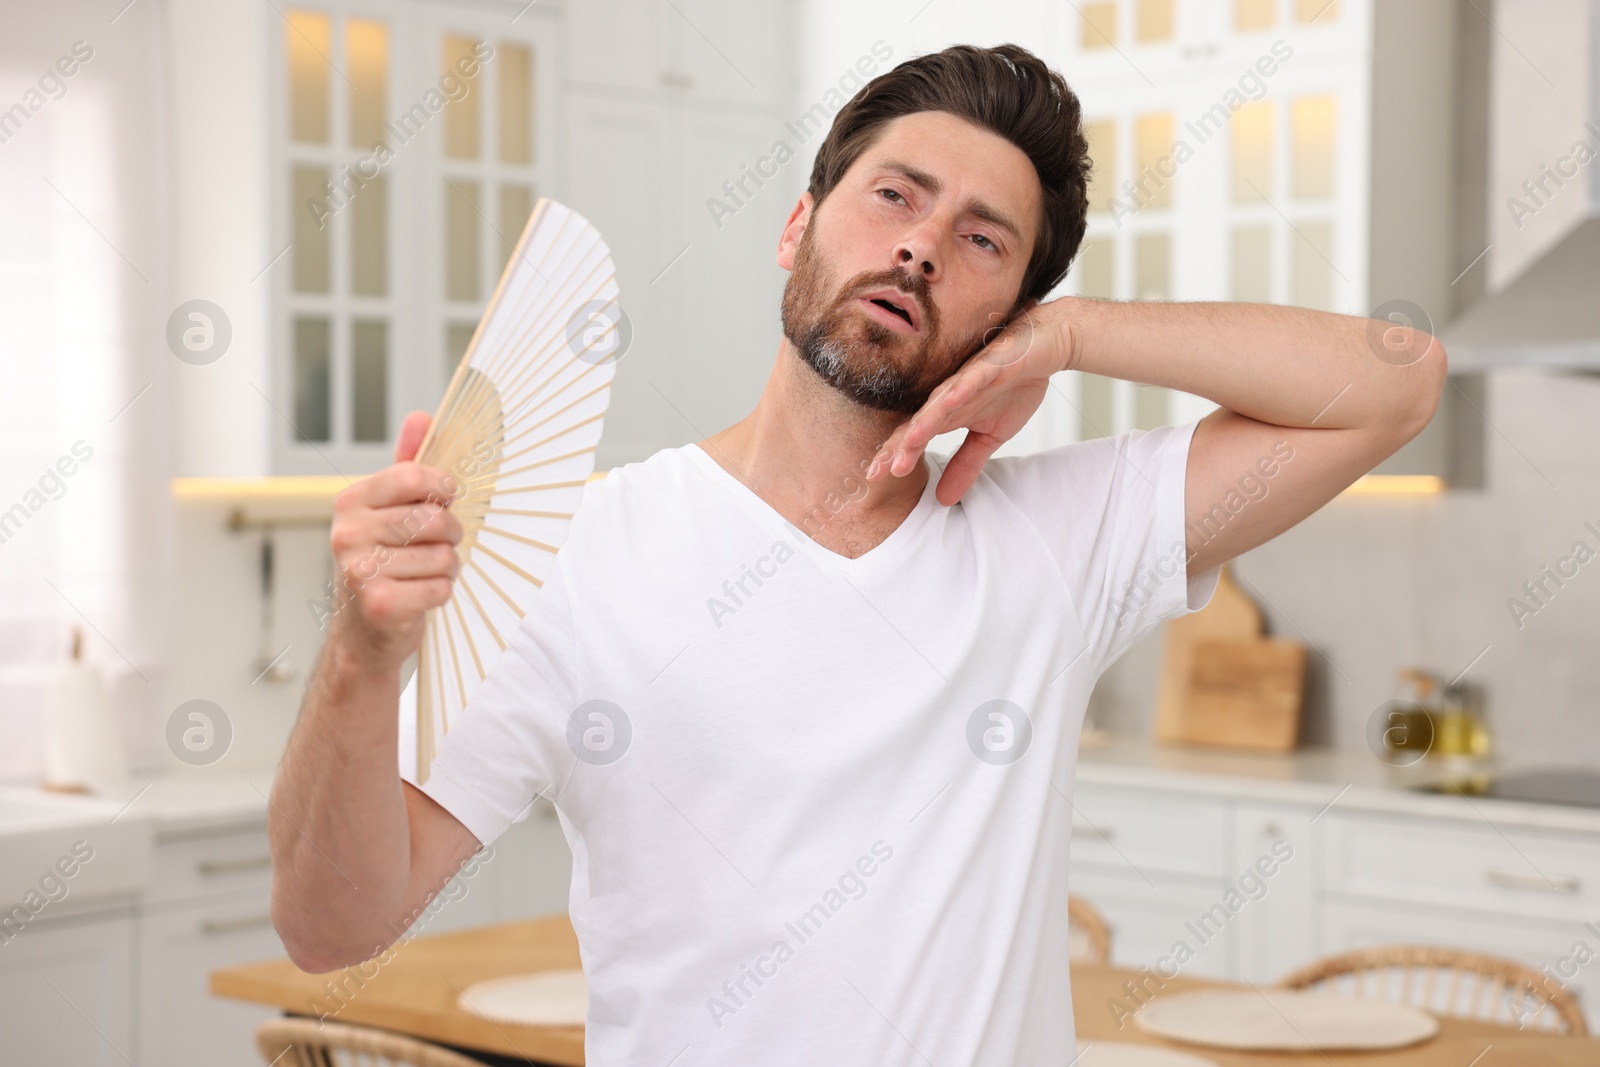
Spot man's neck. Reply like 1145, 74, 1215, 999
698, 342, 931, 559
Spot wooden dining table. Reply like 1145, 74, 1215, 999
212, 914, 1596, 1065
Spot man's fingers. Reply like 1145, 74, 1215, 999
936, 432, 1001, 505
394, 410, 432, 464
351, 543, 461, 582
369, 501, 464, 546
340, 460, 459, 512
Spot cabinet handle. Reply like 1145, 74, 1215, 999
1071, 822, 1115, 841
1484, 867, 1580, 894
198, 855, 272, 877
201, 913, 274, 936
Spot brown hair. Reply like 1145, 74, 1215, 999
806, 43, 1091, 307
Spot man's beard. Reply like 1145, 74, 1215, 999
779, 226, 990, 414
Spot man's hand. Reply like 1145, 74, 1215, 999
866, 300, 1076, 505
327, 410, 464, 678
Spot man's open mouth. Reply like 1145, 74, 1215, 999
857, 289, 921, 333
871, 298, 913, 325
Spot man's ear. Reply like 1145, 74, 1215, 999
776, 191, 814, 272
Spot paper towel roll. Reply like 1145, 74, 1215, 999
43, 630, 128, 794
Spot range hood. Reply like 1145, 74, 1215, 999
1443, 0, 1600, 371
1445, 213, 1600, 370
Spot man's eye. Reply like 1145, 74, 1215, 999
971, 234, 996, 251
879, 188, 905, 204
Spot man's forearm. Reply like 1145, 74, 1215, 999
268, 633, 412, 970
1061, 298, 1444, 432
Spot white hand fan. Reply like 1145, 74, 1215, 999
412, 197, 623, 783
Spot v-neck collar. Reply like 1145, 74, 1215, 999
684, 442, 947, 573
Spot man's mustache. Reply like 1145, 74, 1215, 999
836, 268, 933, 330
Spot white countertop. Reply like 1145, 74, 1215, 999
6, 738, 1597, 841
99, 768, 278, 838
1078, 732, 1600, 836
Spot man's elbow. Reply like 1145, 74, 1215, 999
1392, 332, 1449, 441
271, 891, 388, 974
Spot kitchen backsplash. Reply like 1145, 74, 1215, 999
1092, 366, 1600, 767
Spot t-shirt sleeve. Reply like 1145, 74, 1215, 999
984, 418, 1222, 674
396, 551, 579, 848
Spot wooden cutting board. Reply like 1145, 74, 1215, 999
1182, 638, 1307, 750
1154, 563, 1261, 743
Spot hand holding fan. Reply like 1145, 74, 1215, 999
411, 198, 623, 783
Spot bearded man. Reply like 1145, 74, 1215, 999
268, 43, 1445, 1065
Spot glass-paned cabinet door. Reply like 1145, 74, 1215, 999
271, 0, 558, 475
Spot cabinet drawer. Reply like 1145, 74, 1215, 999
1323, 811, 1600, 923
1069, 784, 1230, 879
146, 829, 273, 905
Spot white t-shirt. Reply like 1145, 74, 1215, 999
399, 420, 1220, 1065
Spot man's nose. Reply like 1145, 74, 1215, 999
891, 227, 940, 281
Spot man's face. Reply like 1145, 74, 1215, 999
778, 111, 1041, 414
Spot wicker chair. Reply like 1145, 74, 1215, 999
256, 1017, 489, 1067
1276, 944, 1588, 1036
1067, 894, 1112, 965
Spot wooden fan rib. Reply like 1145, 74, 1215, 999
485, 507, 575, 521
440, 596, 470, 720
497, 411, 605, 467
499, 378, 613, 451
494, 445, 598, 484
491, 478, 588, 497
466, 555, 528, 618
446, 583, 490, 688
472, 541, 548, 587
477, 523, 561, 555
455, 567, 511, 654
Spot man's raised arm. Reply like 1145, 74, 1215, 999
268, 411, 484, 973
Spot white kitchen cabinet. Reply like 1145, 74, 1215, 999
1069, 784, 1311, 983
1230, 800, 1318, 982
137, 890, 283, 1067
1322, 809, 1600, 925
0, 907, 136, 1067
1068, 866, 1237, 981
564, 88, 792, 466
1071, 782, 1232, 879
566, 0, 792, 107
